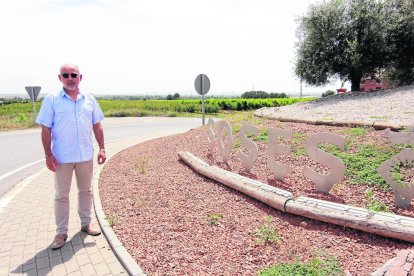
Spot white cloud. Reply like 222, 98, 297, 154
0, 0, 343, 97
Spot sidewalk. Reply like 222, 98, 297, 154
0, 135, 156, 276
0, 168, 127, 276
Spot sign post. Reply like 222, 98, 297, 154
25, 86, 41, 123
194, 74, 210, 125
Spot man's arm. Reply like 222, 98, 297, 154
41, 125, 58, 172
93, 122, 106, 165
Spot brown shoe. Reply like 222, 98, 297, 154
81, 224, 101, 236
51, 234, 68, 250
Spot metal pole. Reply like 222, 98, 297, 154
201, 75, 205, 125
31, 87, 36, 123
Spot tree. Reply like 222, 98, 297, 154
241, 91, 269, 99
173, 93, 180, 99
295, 0, 388, 91
382, 0, 414, 85
166, 94, 173, 100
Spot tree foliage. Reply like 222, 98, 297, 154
241, 91, 287, 99
295, 0, 414, 91
382, 0, 414, 85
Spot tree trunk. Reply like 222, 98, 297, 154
350, 71, 362, 91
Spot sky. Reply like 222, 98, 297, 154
0, 0, 344, 97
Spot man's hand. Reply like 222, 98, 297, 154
46, 155, 58, 172
98, 149, 106, 165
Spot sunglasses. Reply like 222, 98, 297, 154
61, 73, 79, 79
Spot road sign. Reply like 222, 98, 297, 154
194, 74, 210, 125
25, 86, 41, 101
194, 74, 210, 95
25, 86, 41, 123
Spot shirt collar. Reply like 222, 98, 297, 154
60, 88, 84, 100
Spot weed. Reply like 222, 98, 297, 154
391, 161, 414, 189
258, 254, 343, 276
253, 216, 280, 244
292, 133, 307, 157
365, 189, 389, 212
138, 157, 149, 174
232, 139, 241, 150
205, 213, 223, 226
347, 127, 370, 136
232, 125, 241, 133
253, 128, 269, 142
106, 213, 117, 226
138, 197, 148, 208
16, 113, 29, 123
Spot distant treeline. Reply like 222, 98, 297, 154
241, 91, 288, 99
0, 98, 31, 105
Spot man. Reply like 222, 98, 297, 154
36, 63, 106, 249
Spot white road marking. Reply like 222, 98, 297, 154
0, 159, 44, 183
0, 137, 133, 183
0, 170, 43, 211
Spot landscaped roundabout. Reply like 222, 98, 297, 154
99, 90, 414, 275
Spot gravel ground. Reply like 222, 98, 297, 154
254, 85, 414, 128
99, 86, 414, 275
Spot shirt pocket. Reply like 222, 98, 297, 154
83, 102, 93, 112
80, 101, 93, 124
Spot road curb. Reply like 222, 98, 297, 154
93, 151, 147, 276
253, 111, 404, 131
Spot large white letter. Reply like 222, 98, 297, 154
304, 133, 345, 193
217, 121, 233, 163
207, 118, 216, 155
267, 128, 292, 181
238, 125, 258, 172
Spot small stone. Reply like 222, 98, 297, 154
299, 221, 307, 227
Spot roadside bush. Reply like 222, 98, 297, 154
321, 90, 335, 97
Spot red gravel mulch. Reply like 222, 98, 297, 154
99, 119, 414, 275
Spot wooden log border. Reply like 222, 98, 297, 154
178, 151, 414, 243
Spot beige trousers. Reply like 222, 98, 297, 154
54, 160, 93, 235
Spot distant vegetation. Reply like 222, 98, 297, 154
99, 98, 313, 118
0, 97, 314, 130
321, 90, 335, 97
241, 90, 287, 99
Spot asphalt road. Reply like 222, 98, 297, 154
0, 117, 203, 196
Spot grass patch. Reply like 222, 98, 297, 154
319, 143, 407, 189
390, 160, 414, 187
365, 189, 389, 212
205, 213, 223, 226
253, 128, 269, 142
258, 255, 343, 276
292, 133, 307, 157
106, 213, 117, 226
137, 157, 149, 174
253, 216, 280, 244
343, 127, 370, 137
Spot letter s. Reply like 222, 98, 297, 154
304, 132, 345, 193
238, 124, 258, 172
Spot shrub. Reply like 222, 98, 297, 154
321, 90, 335, 97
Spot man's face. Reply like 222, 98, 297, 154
59, 65, 82, 92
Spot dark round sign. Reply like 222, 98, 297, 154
194, 74, 210, 95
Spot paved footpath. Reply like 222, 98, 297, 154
0, 134, 175, 276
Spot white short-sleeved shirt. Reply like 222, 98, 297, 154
36, 89, 104, 163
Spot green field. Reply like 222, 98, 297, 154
0, 97, 314, 130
